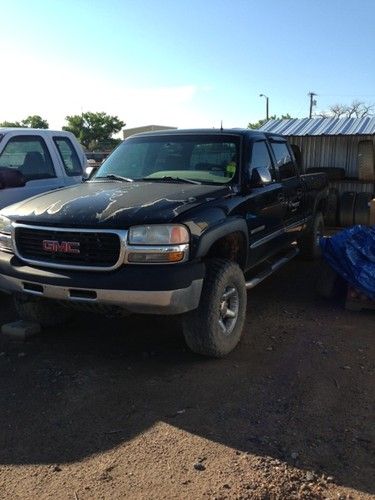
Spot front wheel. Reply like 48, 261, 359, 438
182, 259, 247, 358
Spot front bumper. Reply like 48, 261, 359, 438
0, 253, 205, 315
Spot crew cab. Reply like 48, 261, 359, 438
0, 129, 328, 357
0, 128, 87, 209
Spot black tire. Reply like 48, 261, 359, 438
324, 188, 339, 227
182, 259, 247, 358
315, 260, 341, 299
354, 192, 372, 226
299, 211, 324, 260
14, 293, 72, 327
339, 191, 356, 227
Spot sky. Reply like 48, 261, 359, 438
0, 0, 375, 132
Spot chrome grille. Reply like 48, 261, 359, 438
14, 225, 122, 270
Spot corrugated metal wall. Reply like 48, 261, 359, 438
289, 135, 375, 178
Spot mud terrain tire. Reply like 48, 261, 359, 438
182, 259, 247, 358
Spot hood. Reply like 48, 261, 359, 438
2, 180, 231, 228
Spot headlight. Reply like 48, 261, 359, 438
127, 224, 189, 264
0, 215, 12, 234
128, 224, 189, 245
0, 215, 13, 253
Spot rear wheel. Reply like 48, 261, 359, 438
14, 293, 72, 328
315, 260, 342, 299
182, 259, 247, 358
299, 211, 324, 260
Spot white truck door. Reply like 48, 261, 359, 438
0, 134, 65, 210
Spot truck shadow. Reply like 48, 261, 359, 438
0, 261, 373, 495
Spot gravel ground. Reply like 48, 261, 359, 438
0, 260, 374, 500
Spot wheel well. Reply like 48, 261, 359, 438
206, 231, 247, 269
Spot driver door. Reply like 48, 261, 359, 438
238, 140, 289, 268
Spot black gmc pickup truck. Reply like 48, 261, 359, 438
0, 129, 328, 357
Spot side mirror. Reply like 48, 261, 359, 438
0, 167, 26, 189
83, 163, 100, 180
250, 166, 272, 188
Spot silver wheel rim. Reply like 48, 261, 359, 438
218, 285, 239, 336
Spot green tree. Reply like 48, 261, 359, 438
0, 120, 22, 127
0, 115, 49, 128
63, 112, 125, 150
22, 115, 49, 128
248, 113, 293, 129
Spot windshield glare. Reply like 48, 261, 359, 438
94, 135, 239, 184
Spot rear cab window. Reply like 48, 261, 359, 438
0, 135, 55, 181
53, 137, 82, 176
270, 141, 297, 180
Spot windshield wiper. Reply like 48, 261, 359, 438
141, 176, 201, 185
95, 174, 134, 182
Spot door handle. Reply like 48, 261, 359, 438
289, 201, 301, 212
289, 201, 300, 208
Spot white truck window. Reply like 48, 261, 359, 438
53, 137, 82, 176
0, 136, 55, 181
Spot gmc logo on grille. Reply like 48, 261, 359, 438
42, 240, 80, 254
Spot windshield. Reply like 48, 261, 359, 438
93, 134, 240, 184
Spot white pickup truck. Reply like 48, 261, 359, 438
0, 128, 87, 210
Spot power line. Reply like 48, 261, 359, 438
317, 94, 375, 98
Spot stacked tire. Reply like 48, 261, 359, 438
339, 191, 357, 227
324, 188, 339, 227
354, 192, 373, 226
338, 191, 373, 227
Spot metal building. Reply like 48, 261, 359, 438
260, 117, 375, 193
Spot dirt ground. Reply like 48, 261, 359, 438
0, 260, 373, 500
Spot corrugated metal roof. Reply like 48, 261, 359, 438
259, 117, 375, 136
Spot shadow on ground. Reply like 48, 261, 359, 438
0, 261, 374, 494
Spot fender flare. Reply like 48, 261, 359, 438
195, 218, 249, 259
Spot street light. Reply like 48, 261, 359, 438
259, 94, 269, 121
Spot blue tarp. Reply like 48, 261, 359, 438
320, 226, 375, 299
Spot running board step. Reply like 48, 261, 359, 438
245, 247, 299, 290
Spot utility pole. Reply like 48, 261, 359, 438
308, 92, 317, 118
259, 94, 269, 121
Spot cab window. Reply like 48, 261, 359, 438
270, 142, 297, 180
250, 141, 274, 178
0, 136, 55, 181
54, 137, 82, 176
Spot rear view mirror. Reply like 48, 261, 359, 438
250, 166, 272, 188
0, 167, 26, 189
